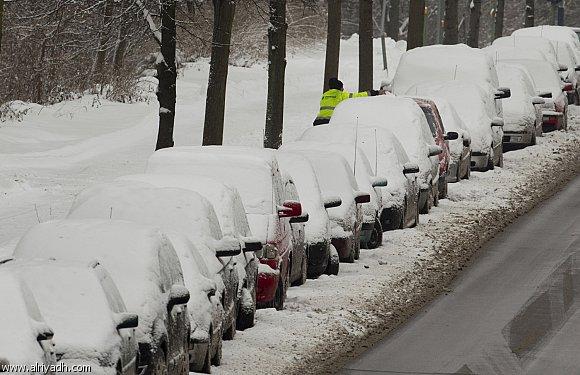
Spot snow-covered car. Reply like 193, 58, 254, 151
492, 36, 560, 70
117, 174, 260, 331
14, 220, 191, 375
146, 146, 303, 311
427, 97, 472, 182
512, 25, 580, 61
275, 152, 340, 277
66, 182, 244, 371
496, 62, 544, 147
501, 59, 569, 132
412, 97, 459, 198
285, 139, 387, 249
0, 270, 56, 374
408, 82, 504, 171
281, 149, 366, 262
330, 96, 442, 214
4, 259, 139, 375
551, 40, 580, 104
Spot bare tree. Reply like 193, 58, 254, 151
443, 0, 458, 44
494, 0, 505, 39
387, 0, 400, 40
358, 0, 373, 91
467, 0, 481, 47
525, 0, 534, 27
408, 0, 425, 50
156, 0, 177, 150
93, 0, 115, 83
0, 0, 4, 54
203, 0, 236, 146
264, 0, 287, 149
323, 0, 341, 92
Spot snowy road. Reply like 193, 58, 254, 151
343, 173, 580, 375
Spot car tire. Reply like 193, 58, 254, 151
237, 282, 256, 330
223, 306, 237, 340
398, 203, 406, 229
152, 348, 168, 375
530, 132, 537, 146
273, 271, 288, 311
211, 333, 222, 367
439, 179, 448, 200
432, 185, 439, 207
292, 253, 308, 286
497, 149, 504, 168
354, 240, 360, 260
419, 189, 430, 214
464, 162, 471, 179
367, 219, 383, 249
325, 246, 340, 275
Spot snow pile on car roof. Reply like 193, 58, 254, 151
13, 219, 183, 345
492, 36, 558, 68
501, 59, 563, 99
483, 45, 548, 65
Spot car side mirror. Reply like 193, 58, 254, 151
538, 91, 553, 98
494, 87, 511, 99
323, 196, 342, 209
558, 64, 569, 72
243, 239, 262, 252
532, 97, 545, 105
36, 326, 54, 342
215, 237, 242, 257
371, 176, 388, 188
403, 162, 420, 174
444, 131, 459, 141
277, 200, 302, 218
463, 138, 471, 147
116, 313, 139, 330
168, 285, 190, 308
428, 145, 443, 157
354, 191, 371, 204
575, 65, 580, 72
491, 117, 504, 127
290, 213, 309, 224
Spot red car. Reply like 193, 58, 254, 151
146, 146, 303, 310
413, 98, 459, 199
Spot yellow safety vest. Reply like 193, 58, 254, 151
316, 89, 370, 120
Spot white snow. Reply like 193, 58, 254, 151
500, 59, 564, 99
496, 63, 538, 132
425, 97, 471, 160
492, 36, 559, 70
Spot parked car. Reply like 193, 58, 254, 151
412, 97, 459, 198
118, 174, 259, 331
407, 82, 504, 171
290, 126, 420, 231
4, 259, 139, 374
492, 36, 560, 70
495, 62, 545, 148
427, 97, 472, 182
14, 220, 191, 375
146, 146, 303, 311
0, 270, 56, 374
512, 25, 580, 61
280, 149, 366, 263
66, 181, 244, 371
502, 59, 569, 132
276, 152, 339, 277
330, 95, 442, 214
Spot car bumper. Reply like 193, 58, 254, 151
306, 241, 330, 278
470, 153, 489, 171
502, 131, 533, 145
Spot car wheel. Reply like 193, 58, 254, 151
211, 332, 222, 367
398, 203, 406, 229
237, 282, 256, 330
325, 245, 340, 275
152, 348, 168, 375
367, 219, 383, 249
432, 185, 439, 207
223, 305, 236, 340
273, 272, 287, 310
497, 149, 504, 168
292, 253, 308, 286
530, 132, 537, 146
487, 152, 495, 171
116, 362, 123, 375
464, 161, 471, 179
354, 239, 360, 260
439, 179, 448, 200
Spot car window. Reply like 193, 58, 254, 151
158, 243, 184, 290
94, 265, 127, 313
419, 106, 437, 137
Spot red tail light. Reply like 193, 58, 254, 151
563, 83, 574, 91
544, 116, 558, 125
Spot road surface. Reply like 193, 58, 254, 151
343, 173, 580, 375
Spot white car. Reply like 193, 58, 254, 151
4, 259, 139, 375
492, 36, 560, 70
146, 146, 303, 311
501, 59, 569, 132
496, 62, 544, 147
330, 95, 442, 214
408, 81, 504, 171
427, 97, 472, 182
0, 270, 56, 374
14, 220, 191, 375
512, 25, 580, 61
275, 152, 339, 277
118, 174, 260, 331
66, 181, 245, 371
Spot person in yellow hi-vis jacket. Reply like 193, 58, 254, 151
313, 77, 383, 126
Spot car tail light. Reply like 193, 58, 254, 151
563, 83, 574, 91
544, 116, 558, 125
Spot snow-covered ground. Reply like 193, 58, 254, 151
1, 36, 579, 375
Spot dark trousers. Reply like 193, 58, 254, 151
313, 118, 330, 126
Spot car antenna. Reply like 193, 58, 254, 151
453, 65, 458, 80
374, 128, 378, 175
353, 117, 359, 176
109, 207, 113, 219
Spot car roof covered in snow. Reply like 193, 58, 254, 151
0, 269, 49, 365
392, 44, 500, 95
499, 58, 563, 98
6, 260, 125, 365
13, 219, 184, 344
147, 146, 281, 215
492, 36, 558, 68
483, 45, 551, 66
512, 25, 580, 52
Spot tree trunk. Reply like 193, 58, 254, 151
323, 0, 341, 92
524, 0, 534, 27
494, 0, 505, 39
264, 0, 287, 149
443, 0, 458, 44
93, 0, 115, 82
0, 0, 4, 55
113, 1, 130, 72
155, 0, 177, 150
407, 0, 425, 50
387, 0, 400, 40
467, 0, 481, 48
358, 0, 373, 91
203, 0, 236, 146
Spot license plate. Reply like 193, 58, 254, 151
511, 136, 523, 143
